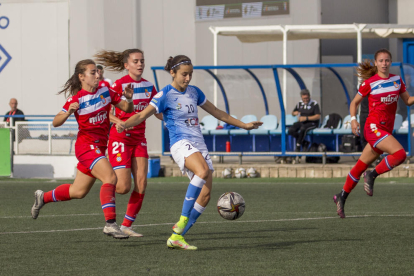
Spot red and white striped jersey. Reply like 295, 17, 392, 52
109, 75, 157, 144
358, 74, 406, 132
62, 86, 121, 147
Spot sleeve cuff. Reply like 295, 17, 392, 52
149, 102, 160, 114
199, 97, 207, 106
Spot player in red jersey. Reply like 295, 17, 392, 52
95, 49, 161, 237
333, 49, 414, 218
31, 59, 134, 239
97, 64, 112, 89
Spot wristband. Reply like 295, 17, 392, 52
350, 116, 356, 121
126, 98, 133, 103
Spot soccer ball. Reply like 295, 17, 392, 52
247, 167, 258, 178
217, 192, 245, 220
234, 168, 246, 178
222, 168, 233, 178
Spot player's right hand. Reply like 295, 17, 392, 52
351, 120, 360, 136
116, 122, 126, 133
67, 103, 79, 115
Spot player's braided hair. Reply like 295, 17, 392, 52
356, 48, 392, 83
164, 55, 192, 73
58, 59, 95, 97
94, 49, 144, 72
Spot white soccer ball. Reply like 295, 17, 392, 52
217, 192, 245, 220
247, 167, 258, 178
234, 168, 246, 178
222, 168, 233, 178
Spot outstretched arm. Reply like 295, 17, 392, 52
200, 100, 262, 130
116, 104, 157, 132
400, 91, 414, 106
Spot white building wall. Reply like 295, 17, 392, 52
0, 0, 69, 117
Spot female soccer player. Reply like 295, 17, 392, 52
31, 59, 134, 239
116, 55, 262, 249
94, 49, 162, 237
333, 49, 414, 218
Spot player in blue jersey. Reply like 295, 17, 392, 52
116, 55, 262, 250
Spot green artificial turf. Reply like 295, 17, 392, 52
0, 177, 413, 275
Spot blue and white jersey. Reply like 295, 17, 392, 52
150, 84, 207, 147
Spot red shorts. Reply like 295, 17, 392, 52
75, 144, 107, 178
108, 139, 149, 170
364, 123, 391, 154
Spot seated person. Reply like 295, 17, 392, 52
288, 89, 321, 151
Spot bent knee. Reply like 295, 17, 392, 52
195, 168, 209, 180
103, 172, 117, 185
116, 185, 130, 195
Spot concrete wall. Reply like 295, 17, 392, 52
0, 0, 69, 117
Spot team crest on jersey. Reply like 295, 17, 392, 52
370, 123, 381, 137
394, 81, 400, 88
145, 89, 151, 98
100, 95, 107, 104
380, 94, 398, 105
154, 91, 163, 98
176, 103, 182, 110
116, 153, 122, 162
95, 147, 101, 154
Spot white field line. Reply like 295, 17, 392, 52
0, 214, 413, 235
0, 211, 412, 220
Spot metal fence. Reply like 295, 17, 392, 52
15, 121, 78, 155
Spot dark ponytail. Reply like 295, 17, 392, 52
164, 55, 192, 73
58, 59, 95, 97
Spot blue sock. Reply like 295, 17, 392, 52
182, 202, 205, 236
181, 175, 205, 217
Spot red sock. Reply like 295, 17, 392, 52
43, 184, 71, 204
375, 149, 406, 174
343, 160, 369, 193
122, 192, 145, 227
100, 183, 116, 221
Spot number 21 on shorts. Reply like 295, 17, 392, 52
112, 141, 125, 154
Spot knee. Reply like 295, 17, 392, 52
195, 168, 209, 180
105, 172, 117, 185
116, 184, 130, 195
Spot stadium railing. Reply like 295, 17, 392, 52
151, 63, 413, 164
0, 115, 77, 155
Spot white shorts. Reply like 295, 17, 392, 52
170, 139, 214, 180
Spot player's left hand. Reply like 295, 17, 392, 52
116, 122, 126, 133
244, 121, 263, 130
123, 83, 134, 99
299, 116, 307, 122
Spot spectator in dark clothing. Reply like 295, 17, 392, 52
4, 98, 25, 143
288, 89, 321, 151
4, 98, 25, 126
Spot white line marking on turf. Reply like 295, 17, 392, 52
1, 211, 411, 219
0, 214, 413, 235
